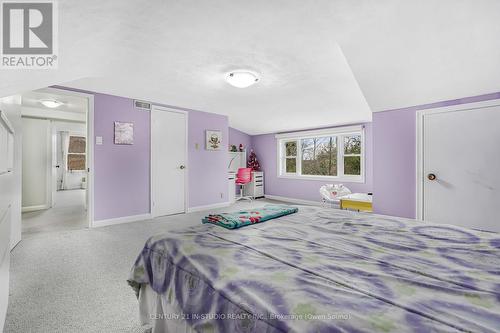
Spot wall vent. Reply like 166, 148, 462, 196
134, 100, 151, 111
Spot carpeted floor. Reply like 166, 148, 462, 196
22, 189, 88, 235
5, 199, 284, 333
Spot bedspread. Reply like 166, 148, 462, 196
129, 206, 500, 332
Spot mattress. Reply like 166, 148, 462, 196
129, 206, 500, 332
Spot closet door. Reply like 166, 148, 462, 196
422, 105, 500, 232
151, 107, 187, 217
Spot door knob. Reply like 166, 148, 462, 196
427, 173, 436, 181
180, 165, 186, 170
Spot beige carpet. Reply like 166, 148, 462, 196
22, 189, 88, 235
5, 199, 288, 332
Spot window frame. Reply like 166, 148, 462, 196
276, 125, 365, 183
67, 135, 87, 172
282, 140, 298, 175
342, 135, 362, 176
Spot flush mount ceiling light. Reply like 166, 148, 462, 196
40, 99, 64, 108
225, 71, 259, 88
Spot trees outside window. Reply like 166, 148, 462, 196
278, 127, 364, 182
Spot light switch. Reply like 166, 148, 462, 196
195, 143, 199, 150
96, 136, 103, 145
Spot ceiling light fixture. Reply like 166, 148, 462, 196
40, 99, 64, 108
226, 71, 259, 88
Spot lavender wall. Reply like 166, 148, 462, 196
252, 123, 373, 202
251, 91, 500, 218
372, 110, 415, 218
229, 127, 252, 159
93, 94, 150, 220
57, 86, 229, 220
188, 112, 228, 207
372, 91, 500, 219
59, 84, 500, 221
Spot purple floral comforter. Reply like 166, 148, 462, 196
129, 206, 500, 332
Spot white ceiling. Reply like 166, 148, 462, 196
1, 0, 500, 134
22, 89, 87, 113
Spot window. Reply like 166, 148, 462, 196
277, 126, 364, 182
343, 135, 361, 175
67, 136, 86, 171
301, 136, 337, 176
284, 141, 297, 173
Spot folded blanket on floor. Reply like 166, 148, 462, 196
202, 204, 298, 229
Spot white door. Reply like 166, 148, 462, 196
421, 104, 500, 232
151, 107, 187, 217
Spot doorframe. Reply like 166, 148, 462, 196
19, 117, 53, 212
51, 127, 87, 205
416, 99, 500, 220
50, 123, 57, 206
43, 87, 95, 228
150, 105, 189, 218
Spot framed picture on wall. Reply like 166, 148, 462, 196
206, 130, 222, 150
114, 122, 134, 145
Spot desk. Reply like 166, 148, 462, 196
244, 171, 264, 198
228, 173, 236, 203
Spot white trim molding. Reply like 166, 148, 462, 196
22, 205, 49, 213
45, 87, 95, 229
187, 202, 231, 213
92, 213, 152, 228
276, 125, 365, 183
416, 98, 500, 220
0, 110, 15, 133
265, 195, 322, 207
275, 125, 363, 139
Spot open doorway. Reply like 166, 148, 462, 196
20, 88, 93, 234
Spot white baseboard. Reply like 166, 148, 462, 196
187, 201, 231, 213
92, 213, 152, 228
265, 195, 323, 207
22, 204, 49, 213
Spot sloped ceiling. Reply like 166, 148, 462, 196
1, 0, 500, 134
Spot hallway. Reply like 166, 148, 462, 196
22, 190, 87, 235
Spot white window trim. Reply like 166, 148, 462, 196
67, 135, 87, 172
275, 125, 363, 139
276, 125, 365, 183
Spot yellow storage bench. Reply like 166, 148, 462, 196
339, 193, 373, 212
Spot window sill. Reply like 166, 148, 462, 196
277, 174, 365, 183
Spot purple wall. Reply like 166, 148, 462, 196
58, 85, 500, 221
372, 91, 500, 219
228, 127, 252, 159
93, 94, 151, 220
252, 123, 373, 202
56, 86, 229, 220
188, 112, 228, 207
251, 91, 500, 217
372, 110, 416, 218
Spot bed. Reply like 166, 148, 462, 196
128, 205, 500, 332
